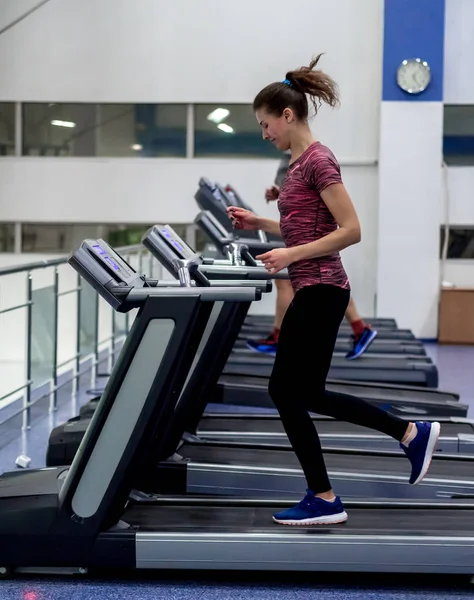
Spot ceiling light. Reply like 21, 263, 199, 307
131, 144, 143, 151
51, 119, 75, 128
217, 123, 234, 134
207, 108, 230, 124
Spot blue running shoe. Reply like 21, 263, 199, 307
346, 326, 377, 360
400, 421, 441, 485
273, 490, 348, 526
246, 333, 278, 355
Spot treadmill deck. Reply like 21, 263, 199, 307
122, 502, 474, 573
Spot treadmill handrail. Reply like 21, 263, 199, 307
126, 287, 262, 303
200, 264, 288, 280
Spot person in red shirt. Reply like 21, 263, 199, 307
249, 157, 377, 360
227, 54, 440, 526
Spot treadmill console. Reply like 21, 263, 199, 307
68, 239, 146, 312
142, 226, 210, 287
195, 179, 229, 216
194, 211, 231, 249
195, 178, 260, 242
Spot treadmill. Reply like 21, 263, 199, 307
4, 239, 474, 576
190, 206, 436, 387
44, 240, 474, 504
42, 240, 474, 499
146, 224, 455, 415
194, 208, 421, 347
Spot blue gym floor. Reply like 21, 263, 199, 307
1, 343, 474, 599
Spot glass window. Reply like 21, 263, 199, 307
107, 225, 153, 247
0, 103, 15, 156
443, 105, 474, 165
22, 104, 187, 157
22, 223, 106, 253
0, 224, 15, 252
20, 223, 194, 254
440, 226, 474, 259
194, 104, 281, 158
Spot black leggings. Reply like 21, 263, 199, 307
268, 284, 408, 494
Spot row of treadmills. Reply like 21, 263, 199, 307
1, 180, 474, 577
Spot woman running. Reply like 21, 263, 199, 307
227, 54, 440, 526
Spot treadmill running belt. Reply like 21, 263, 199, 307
123, 503, 474, 535
219, 375, 457, 403
181, 443, 474, 480
198, 418, 473, 437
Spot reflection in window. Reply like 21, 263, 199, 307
443, 105, 474, 165
440, 226, 474, 259
0, 104, 15, 156
108, 225, 153, 247
22, 104, 187, 157
194, 104, 280, 158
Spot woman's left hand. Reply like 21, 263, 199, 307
256, 248, 294, 275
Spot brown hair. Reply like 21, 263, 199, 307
253, 54, 339, 120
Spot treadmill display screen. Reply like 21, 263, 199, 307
92, 244, 121, 271
159, 228, 185, 257
90, 242, 137, 280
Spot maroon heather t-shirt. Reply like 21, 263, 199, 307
278, 142, 350, 294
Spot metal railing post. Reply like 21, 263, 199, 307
74, 272, 81, 397
22, 272, 33, 431
50, 267, 59, 412
91, 291, 99, 386
108, 305, 116, 373
148, 252, 153, 279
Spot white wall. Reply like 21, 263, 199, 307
444, 167, 474, 225
442, 261, 474, 288
441, 168, 474, 289
0, 0, 383, 319
0, 0, 42, 31
377, 102, 444, 337
0, 0, 383, 160
444, 0, 474, 104
0, 158, 378, 314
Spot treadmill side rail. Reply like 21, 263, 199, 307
135, 531, 474, 573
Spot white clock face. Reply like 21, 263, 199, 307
397, 58, 431, 94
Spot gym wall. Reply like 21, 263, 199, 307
0, 0, 383, 316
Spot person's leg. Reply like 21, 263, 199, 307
274, 278, 294, 332
344, 295, 378, 360
270, 285, 408, 492
246, 278, 293, 354
269, 285, 439, 525
269, 287, 347, 525
345, 295, 363, 329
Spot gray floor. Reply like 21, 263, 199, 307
1, 344, 474, 598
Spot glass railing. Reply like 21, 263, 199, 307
0, 244, 164, 468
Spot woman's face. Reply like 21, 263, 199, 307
255, 107, 294, 152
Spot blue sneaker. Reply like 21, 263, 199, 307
400, 421, 441, 485
246, 333, 278, 355
273, 490, 348, 526
346, 326, 377, 360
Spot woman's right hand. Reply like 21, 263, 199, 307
265, 185, 280, 202
226, 206, 260, 231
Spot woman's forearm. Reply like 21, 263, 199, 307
256, 217, 281, 236
289, 227, 361, 262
